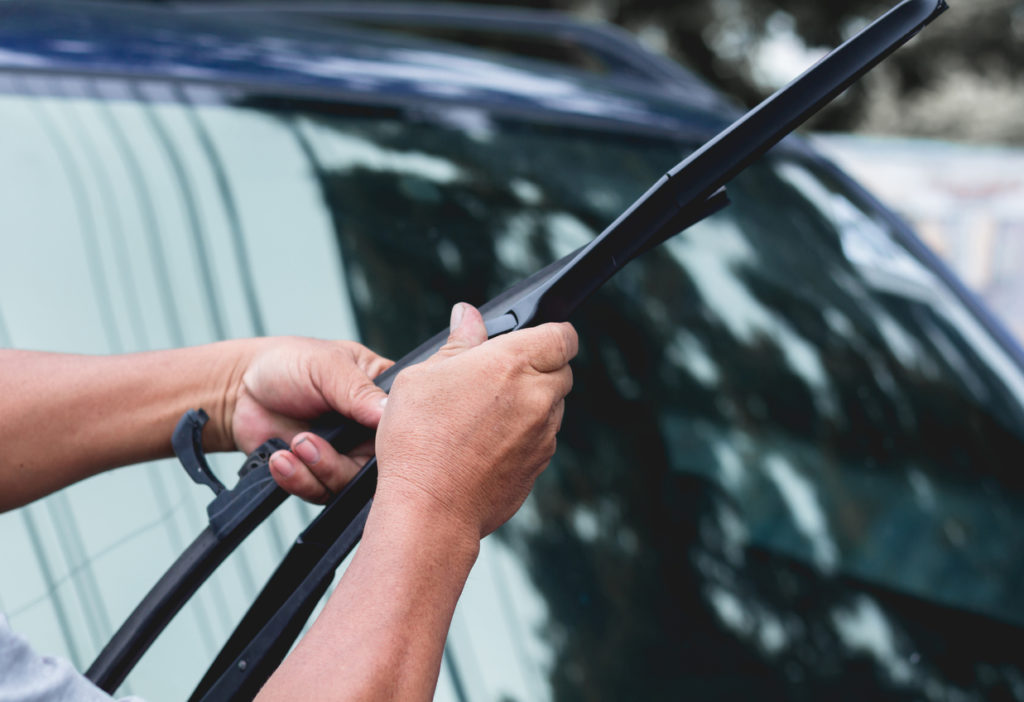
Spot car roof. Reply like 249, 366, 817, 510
175, 1, 722, 99
0, 0, 746, 141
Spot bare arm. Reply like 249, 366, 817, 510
1, 303, 576, 701
0, 338, 391, 512
257, 494, 480, 702
257, 304, 577, 701
0, 344, 242, 511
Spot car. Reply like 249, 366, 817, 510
2, 2, 1024, 700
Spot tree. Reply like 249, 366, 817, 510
462, 0, 1024, 143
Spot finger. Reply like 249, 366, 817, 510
316, 357, 390, 430
290, 432, 365, 494
548, 363, 574, 400
500, 322, 579, 373
346, 342, 395, 379
347, 437, 377, 462
424, 303, 488, 364
233, 404, 308, 455
548, 397, 566, 431
268, 449, 332, 503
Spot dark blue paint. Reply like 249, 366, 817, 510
0, 1, 731, 136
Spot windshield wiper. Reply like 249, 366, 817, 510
86, 0, 947, 696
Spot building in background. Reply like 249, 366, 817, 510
815, 134, 1024, 344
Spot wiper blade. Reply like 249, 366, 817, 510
84, 119, 728, 701
87, 0, 946, 696
187, 193, 728, 702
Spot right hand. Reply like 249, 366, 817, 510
374, 302, 577, 539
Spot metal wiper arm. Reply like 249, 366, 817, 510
88, 0, 946, 696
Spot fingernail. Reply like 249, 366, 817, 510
450, 302, 465, 332
294, 437, 321, 465
270, 454, 295, 478
379, 396, 388, 409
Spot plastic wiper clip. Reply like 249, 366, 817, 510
173, 409, 225, 495
172, 408, 288, 539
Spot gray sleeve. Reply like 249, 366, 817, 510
0, 615, 145, 702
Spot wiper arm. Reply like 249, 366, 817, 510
87, 0, 946, 696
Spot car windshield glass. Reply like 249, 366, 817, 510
2, 84, 1024, 701
269, 101, 1024, 701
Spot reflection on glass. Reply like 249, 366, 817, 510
294, 106, 1024, 700
0, 88, 354, 700
4, 82, 1024, 702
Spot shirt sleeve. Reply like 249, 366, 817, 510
0, 615, 145, 702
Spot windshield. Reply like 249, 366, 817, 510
2, 83, 1024, 701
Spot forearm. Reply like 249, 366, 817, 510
0, 343, 254, 511
254, 313, 576, 700
257, 487, 480, 702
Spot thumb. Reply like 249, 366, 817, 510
317, 353, 389, 428
428, 302, 488, 362
337, 372, 390, 428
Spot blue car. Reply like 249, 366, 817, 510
2, 2, 1024, 700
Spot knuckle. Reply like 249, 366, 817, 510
348, 379, 379, 402
492, 348, 522, 382
306, 453, 336, 480
560, 366, 575, 396
544, 437, 557, 462
561, 322, 579, 353
371, 356, 395, 376
291, 477, 320, 502
525, 387, 555, 426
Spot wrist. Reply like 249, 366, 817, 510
370, 474, 482, 566
270, 462, 481, 702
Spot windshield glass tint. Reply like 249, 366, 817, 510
2, 83, 1024, 701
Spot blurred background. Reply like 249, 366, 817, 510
421, 0, 1024, 342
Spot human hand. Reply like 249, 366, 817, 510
228, 338, 392, 503
374, 303, 577, 539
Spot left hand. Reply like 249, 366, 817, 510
229, 337, 393, 503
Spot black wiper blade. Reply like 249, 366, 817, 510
84, 129, 728, 700
191, 2, 947, 698
85, 413, 291, 691
89, 0, 946, 696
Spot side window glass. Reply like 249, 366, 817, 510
0, 85, 358, 699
